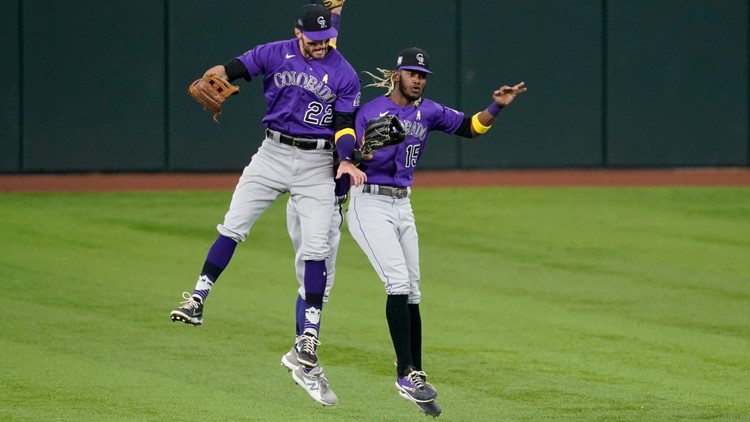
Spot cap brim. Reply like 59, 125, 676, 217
303, 27, 338, 41
399, 65, 434, 75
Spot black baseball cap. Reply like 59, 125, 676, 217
396, 47, 433, 75
296, 4, 337, 41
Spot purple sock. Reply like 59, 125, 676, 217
204, 235, 238, 272
295, 295, 304, 337
302, 260, 326, 336
193, 235, 238, 302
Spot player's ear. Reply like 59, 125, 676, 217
294, 28, 303, 39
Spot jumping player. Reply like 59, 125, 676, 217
169, 3, 365, 406
282, 3, 350, 372
277, 3, 353, 406
346, 48, 526, 415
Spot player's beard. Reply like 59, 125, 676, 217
303, 42, 328, 60
397, 78, 423, 102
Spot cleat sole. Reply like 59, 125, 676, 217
399, 391, 441, 417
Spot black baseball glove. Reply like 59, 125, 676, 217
354, 114, 406, 162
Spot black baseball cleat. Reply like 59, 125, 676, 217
399, 391, 442, 417
295, 333, 320, 367
395, 369, 437, 403
170, 292, 203, 326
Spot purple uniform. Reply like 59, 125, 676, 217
354, 95, 464, 186
238, 38, 360, 139
347, 94, 466, 302
172, 4, 359, 407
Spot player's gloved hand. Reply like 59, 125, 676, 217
323, 0, 345, 10
355, 114, 406, 162
188, 74, 240, 123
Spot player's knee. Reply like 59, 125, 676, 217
217, 225, 246, 242
385, 282, 410, 296
300, 252, 329, 261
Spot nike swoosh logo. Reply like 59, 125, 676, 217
286, 54, 296, 59
379, 111, 389, 117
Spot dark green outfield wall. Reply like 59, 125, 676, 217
1, 0, 747, 172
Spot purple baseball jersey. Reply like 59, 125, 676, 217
355, 96, 465, 187
237, 38, 360, 139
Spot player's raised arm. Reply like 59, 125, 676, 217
324, 0, 345, 14
326, 0, 344, 48
467, 82, 527, 137
324, 1, 365, 185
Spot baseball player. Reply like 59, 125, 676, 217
282, 2, 350, 366
346, 47, 526, 415
169, 3, 365, 406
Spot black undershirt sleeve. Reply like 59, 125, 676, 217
454, 116, 474, 138
334, 111, 355, 132
223, 58, 251, 82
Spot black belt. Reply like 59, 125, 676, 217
363, 184, 409, 199
266, 129, 332, 150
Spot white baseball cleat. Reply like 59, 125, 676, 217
281, 345, 300, 372
292, 365, 338, 406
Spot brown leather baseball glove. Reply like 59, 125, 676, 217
188, 75, 240, 122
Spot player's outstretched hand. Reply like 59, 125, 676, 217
336, 160, 366, 186
493, 82, 527, 106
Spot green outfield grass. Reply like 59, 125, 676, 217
1, 187, 748, 421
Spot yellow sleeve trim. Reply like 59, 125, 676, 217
334, 128, 355, 143
471, 113, 491, 134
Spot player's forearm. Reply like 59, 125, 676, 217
334, 112, 356, 161
335, 131, 356, 161
328, 7, 341, 48
222, 59, 251, 82
469, 103, 503, 137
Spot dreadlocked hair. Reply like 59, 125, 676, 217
363, 68, 397, 95
363, 68, 423, 107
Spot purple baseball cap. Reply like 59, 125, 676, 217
396, 47, 433, 75
296, 4, 338, 41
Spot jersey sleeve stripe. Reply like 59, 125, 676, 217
334, 128, 355, 143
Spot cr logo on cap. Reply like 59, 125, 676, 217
317, 16, 327, 28
416, 53, 425, 65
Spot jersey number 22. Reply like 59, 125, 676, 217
304, 102, 333, 126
